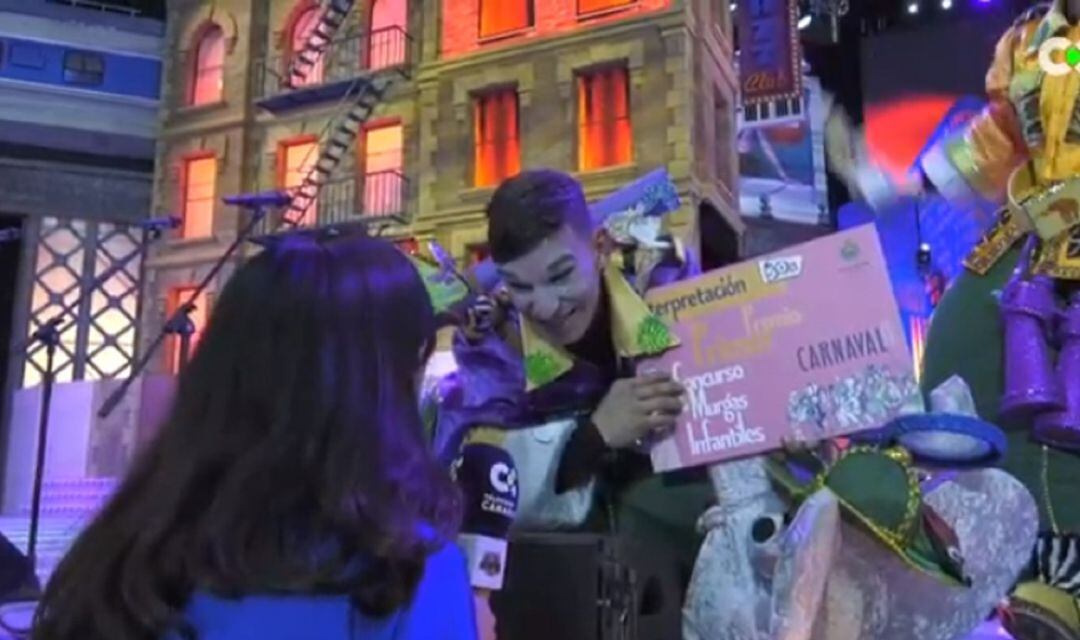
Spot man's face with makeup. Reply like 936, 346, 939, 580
496, 224, 602, 346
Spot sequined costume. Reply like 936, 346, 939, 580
854, 0, 1080, 530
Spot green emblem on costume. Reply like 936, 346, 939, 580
636, 315, 674, 354
524, 351, 561, 387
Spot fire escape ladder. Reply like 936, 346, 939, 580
279, 76, 392, 228
286, 0, 356, 88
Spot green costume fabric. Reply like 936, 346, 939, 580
615, 474, 714, 573
920, 245, 1080, 530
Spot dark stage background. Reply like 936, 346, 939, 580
860, 9, 1015, 175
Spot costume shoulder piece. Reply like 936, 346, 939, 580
1012, 2, 1050, 29
592, 167, 690, 293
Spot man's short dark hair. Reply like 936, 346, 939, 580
486, 169, 592, 263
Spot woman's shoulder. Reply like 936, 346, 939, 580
422, 540, 469, 578
173, 544, 474, 640
397, 542, 477, 639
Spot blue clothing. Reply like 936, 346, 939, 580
170, 544, 476, 640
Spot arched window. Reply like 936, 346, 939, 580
289, 6, 324, 86
369, 0, 407, 70
190, 25, 225, 106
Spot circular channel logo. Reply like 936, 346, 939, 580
1039, 37, 1080, 76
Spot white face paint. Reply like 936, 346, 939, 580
496, 225, 603, 346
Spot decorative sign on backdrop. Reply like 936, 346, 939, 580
738, 76, 829, 223
738, 0, 803, 105
643, 226, 920, 472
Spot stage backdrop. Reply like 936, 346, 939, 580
738, 74, 829, 225
845, 12, 1015, 375
860, 11, 1013, 180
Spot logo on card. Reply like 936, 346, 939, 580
758, 255, 803, 283
841, 240, 861, 261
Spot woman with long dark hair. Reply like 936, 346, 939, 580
32, 234, 472, 639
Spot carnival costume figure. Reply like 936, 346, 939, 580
683, 378, 1038, 640
415, 168, 1041, 638
829, 1, 1080, 628
419, 169, 714, 637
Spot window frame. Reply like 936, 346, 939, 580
179, 152, 217, 239
62, 49, 105, 86
277, 135, 320, 226
576, 0, 636, 18
8, 42, 45, 70
286, 4, 325, 87
188, 24, 226, 107
368, 0, 409, 70
477, 0, 534, 41
576, 64, 633, 172
166, 286, 209, 374
361, 120, 405, 217
472, 87, 521, 188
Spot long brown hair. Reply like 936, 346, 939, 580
33, 233, 461, 639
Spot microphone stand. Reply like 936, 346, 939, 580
21, 224, 166, 574
97, 202, 275, 421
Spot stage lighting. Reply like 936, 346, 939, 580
798, 14, 812, 28
941, 0, 952, 8
907, 2, 919, 13
917, 242, 932, 269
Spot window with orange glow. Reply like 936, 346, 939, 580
167, 287, 208, 374
280, 139, 319, 226
474, 90, 520, 188
578, 66, 632, 171
289, 7, 324, 86
479, 0, 532, 39
468, 244, 490, 266
363, 123, 403, 216
578, 0, 635, 14
181, 156, 216, 238
190, 25, 225, 106
369, 0, 407, 70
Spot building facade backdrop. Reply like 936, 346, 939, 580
147, 0, 742, 370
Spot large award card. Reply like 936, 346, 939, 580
643, 225, 920, 472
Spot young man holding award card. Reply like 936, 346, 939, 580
433, 168, 1040, 639
431, 168, 713, 637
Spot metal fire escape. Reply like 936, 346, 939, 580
253, 0, 410, 234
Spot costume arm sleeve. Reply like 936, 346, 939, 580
918, 27, 1028, 204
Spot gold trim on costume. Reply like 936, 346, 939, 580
1033, 227, 1080, 280
966, 207, 1028, 275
